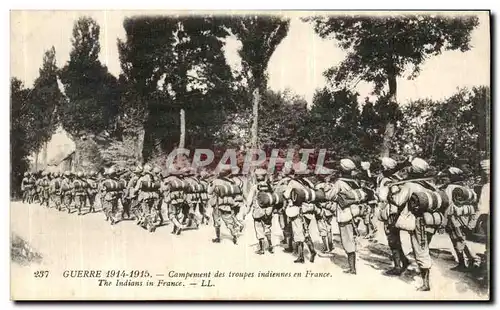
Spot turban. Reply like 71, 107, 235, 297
380, 157, 397, 170
340, 159, 356, 171
411, 158, 429, 173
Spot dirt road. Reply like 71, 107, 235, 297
10, 201, 489, 300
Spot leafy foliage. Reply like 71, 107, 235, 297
59, 16, 120, 137
11, 78, 32, 196
306, 15, 479, 94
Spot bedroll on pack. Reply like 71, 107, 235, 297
257, 192, 284, 207
60, 183, 71, 191
214, 184, 242, 197
169, 179, 187, 191
140, 180, 160, 191
423, 212, 445, 227
290, 188, 326, 204
452, 186, 477, 206
186, 183, 206, 193
408, 190, 449, 215
337, 188, 369, 209
454, 204, 476, 216
103, 180, 125, 191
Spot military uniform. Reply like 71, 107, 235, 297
134, 165, 161, 232
99, 168, 122, 225
124, 167, 142, 221
21, 173, 35, 203
377, 157, 411, 276
283, 173, 318, 264
246, 169, 275, 254
443, 167, 477, 271
315, 179, 336, 253
86, 172, 98, 213
209, 167, 239, 244
330, 159, 362, 274
162, 171, 187, 235
73, 172, 88, 215
60, 172, 74, 213
49, 172, 63, 210
38, 172, 51, 207
274, 176, 294, 252
388, 158, 437, 291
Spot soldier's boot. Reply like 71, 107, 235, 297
305, 237, 317, 263
327, 234, 335, 252
294, 242, 305, 264
256, 239, 265, 255
212, 227, 221, 243
385, 249, 404, 276
280, 232, 287, 245
232, 235, 238, 245
450, 252, 468, 271
171, 225, 178, 234
343, 252, 357, 274
417, 268, 431, 291
266, 235, 274, 253
321, 236, 329, 253
283, 237, 294, 253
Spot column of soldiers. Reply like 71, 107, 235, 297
19, 154, 486, 292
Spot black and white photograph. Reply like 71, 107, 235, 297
9, 10, 491, 300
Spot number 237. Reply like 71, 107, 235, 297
33, 271, 49, 278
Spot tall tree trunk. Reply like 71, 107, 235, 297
42, 142, 48, 169
251, 88, 260, 148
34, 150, 39, 172
179, 108, 186, 149
381, 72, 397, 158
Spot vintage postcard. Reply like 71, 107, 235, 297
10, 10, 490, 300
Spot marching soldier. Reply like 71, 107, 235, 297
377, 157, 412, 276
86, 171, 98, 213
208, 165, 240, 245
283, 166, 318, 263
315, 173, 335, 253
274, 171, 294, 253
162, 168, 187, 235
388, 157, 439, 291
125, 166, 142, 221
38, 171, 51, 208
73, 171, 88, 215
330, 159, 362, 274
152, 167, 165, 226
21, 172, 35, 204
99, 167, 122, 225
134, 164, 161, 232
61, 171, 74, 213
442, 167, 478, 271
49, 172, 63, 210
198, 169, 211, 225
245, 168, 275, 255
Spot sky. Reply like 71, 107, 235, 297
11, 11, 490, 106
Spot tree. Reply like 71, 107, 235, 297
119, 16, 241, 161
225, 16, 290, 148
29, 46, 64, 168
11, 78, 32, 197
258, 90, 309, 150
306, 87, 362, 158
60, 17, 120, 137
307, 14, 480, 157
397, 86, 490, 174
59, 16, 120, 170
